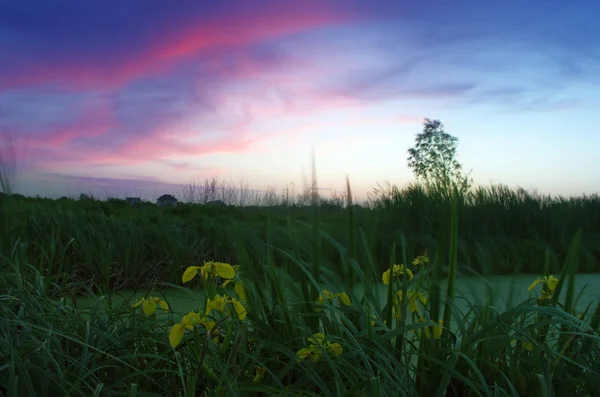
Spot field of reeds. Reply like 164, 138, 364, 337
1, 182, 600, 396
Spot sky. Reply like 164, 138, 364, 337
1, 0, 599, 202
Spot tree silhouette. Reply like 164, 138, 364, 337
407, 118, 471, 194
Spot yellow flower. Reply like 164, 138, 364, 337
169, 311, 216, 348
206, 294, 247, 321
528, 275, 558, 292
296, 333, 343, 362
230, 298, 248, 320
220, 279, 247, 303
206, 294, 228, 314
182, 261, 235, 283
547, 275, 558, 290
296, 347, 322, 363
234, 281, 248, 304
522, 341, 533, 352
132, 296, 169, 316
327, 342, 343, 356
393, 289, 427, 317
412, 254, 430, 266
511, 339, 533, 352
315, 290, 351, 311
307, 332, 325, 345
222, 278, 233, 287
419, 318, 443, 339
382, 264, 414, 285
528, 275, 559, 301
252, 367, 267, 384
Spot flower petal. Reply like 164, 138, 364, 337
182, 266, 200, 283
169, 323, 186, 348
232, 299, 247, 321
337, 292, 351, 306
200, 318, 216, 332
158, 299, 169, 311
412, 255, 430, 266
297, 347, 318, 362
132, 298, 144, 308
212, 262, 235, 279
252, 367, 266, 383
382, 269, 391, 285
206, 295, 228, 316
527, 278, 543, 291
329, 342, 343, 356
142, 300, 157, 316
308, 333, 325, 345
234, 282, 247, 303
409, 300, 419, 313
182, 311, 201, 326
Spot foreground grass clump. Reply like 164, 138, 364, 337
2, 195, 600, 396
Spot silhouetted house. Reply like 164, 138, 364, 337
157, 194, 178, 207
80, 193, 95, 201
126, 197, 141, 206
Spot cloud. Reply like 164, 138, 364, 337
3, 0, 600, 198
0, 1, 364, 92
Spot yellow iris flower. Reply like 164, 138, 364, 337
315, 290, 351, 311
528, 275, 559, 301
252, 367, 267, 384
418, 318, 443, 339
382, 264, 414, 285
393, 289, 427, 317
234, 281, 248, 304
182, 261, 235, 283
371, 314, 377, 326
132, 296, 169, 316
169, 311, 216, 348
296, 333, 343, 363
205, 294, 247, 320
412, 254, 430, 266
511, 339, 533, 352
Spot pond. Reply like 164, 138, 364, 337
362, 273, 600, 316
72, 274, 600, 320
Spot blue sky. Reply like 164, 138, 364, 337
1, 0, 599, 200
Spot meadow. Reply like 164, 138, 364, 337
1, 182, 600, 396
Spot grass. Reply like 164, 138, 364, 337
1, 181, 600, 396
0, 182, 599, 300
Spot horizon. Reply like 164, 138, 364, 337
1, 0, 599, 199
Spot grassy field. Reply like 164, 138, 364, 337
1, 183, 600, 396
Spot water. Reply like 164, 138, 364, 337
73, 274, 600, 320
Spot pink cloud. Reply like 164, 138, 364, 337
44, 104, 116, 147
25, 123, 257, 172
1, 4, 361, 92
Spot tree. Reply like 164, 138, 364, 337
407, 118, 471, 194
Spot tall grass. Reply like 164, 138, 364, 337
2, 180, 599, 396
0, 182, 598, 299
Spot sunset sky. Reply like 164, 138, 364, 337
1, 0, 599, 201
